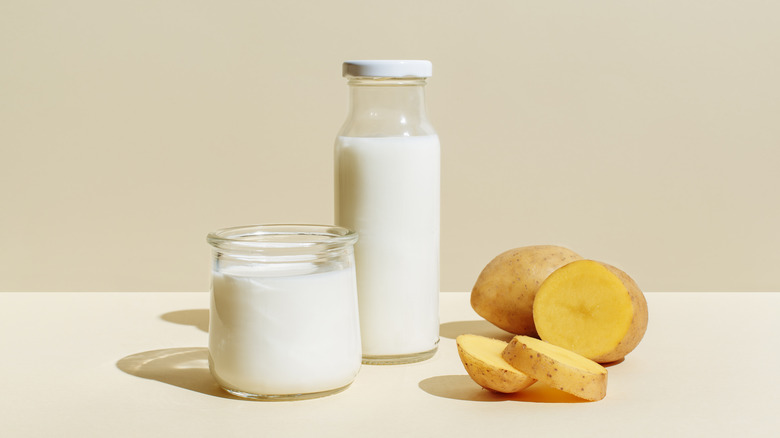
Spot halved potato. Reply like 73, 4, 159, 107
456, 334, 536, 393
533, 260, 649, 363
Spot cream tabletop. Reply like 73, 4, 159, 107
1, 292, 778, 437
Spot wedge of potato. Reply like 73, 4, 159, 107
533, 260, 649, 363
456, 334, 537, 393
502, 335, 608, 401
471, 245, 583, 336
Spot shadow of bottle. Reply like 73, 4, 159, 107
439, 319, 515, 341
160, 309, 209, 332
116, 347, 239, 399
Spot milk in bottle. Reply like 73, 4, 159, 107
335, 60, 440, 364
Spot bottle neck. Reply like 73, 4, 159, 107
339, 77, 436, 137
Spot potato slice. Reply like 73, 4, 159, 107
502, 335, 608, 401
471, 245, 582, 336
456, 334, 537, 393
533, 260, 649, 363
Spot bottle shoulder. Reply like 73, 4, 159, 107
334, 135, 440, 157
338, 119, 437, 137
339, 83, 435, 137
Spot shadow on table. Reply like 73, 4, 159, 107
440, 319, 514, 341
117, 347, 240, 399
419, 375, 588, 403
161, 309, 209, 332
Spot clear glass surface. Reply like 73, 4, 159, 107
207, 224, 361, 399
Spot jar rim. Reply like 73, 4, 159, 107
207, 224, 358, 253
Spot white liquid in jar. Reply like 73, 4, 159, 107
208, 264, 361, 396
335, 135, 440, 358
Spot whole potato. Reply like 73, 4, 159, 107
471, 245, 582, 336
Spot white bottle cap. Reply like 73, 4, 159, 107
342, 60, 433, 78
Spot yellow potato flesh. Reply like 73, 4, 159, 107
533, 260, 646, 362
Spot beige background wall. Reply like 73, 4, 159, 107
2, 1, 778, 292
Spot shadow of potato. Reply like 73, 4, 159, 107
419, 374, 587, 403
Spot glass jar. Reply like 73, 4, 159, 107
206, 224, 361, 400
334, 60, 440, 364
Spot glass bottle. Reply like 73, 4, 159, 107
334, 60, 440, 364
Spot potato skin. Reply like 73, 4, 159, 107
594, 263, 649, 363
502, 335, 608, 401
456, 335, 536, 393
471, 245, 582, 336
